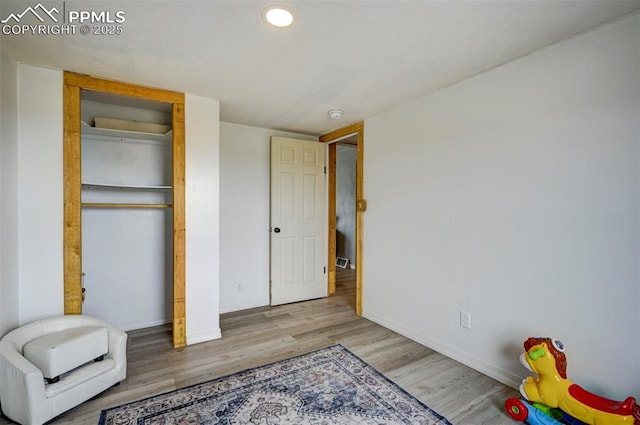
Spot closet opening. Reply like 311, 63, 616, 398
63, 72, 186, 347
80, 90, 174, 336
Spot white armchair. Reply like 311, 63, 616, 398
0, 315, 127, 425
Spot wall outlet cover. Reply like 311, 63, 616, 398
460, 310, 471, 329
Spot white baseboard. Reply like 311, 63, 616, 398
362, 310, 523, 390
118, 317, 172, 332
219, 298, 270, 314
350, 263, 356, 270
187, 327, 222, 345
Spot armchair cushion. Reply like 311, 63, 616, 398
23, 326, 108, 380
0, 315, 127, 425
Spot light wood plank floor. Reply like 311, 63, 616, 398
0, 269, 519, 424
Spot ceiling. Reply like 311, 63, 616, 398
2, 0, 639, 135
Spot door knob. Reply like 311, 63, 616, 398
274, 227, 281, 233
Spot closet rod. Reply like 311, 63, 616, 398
82, 203, 173, 209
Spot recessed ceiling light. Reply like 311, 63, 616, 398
263, 6, 295, 28
328, 109, 344, 119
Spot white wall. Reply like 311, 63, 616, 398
0, 37, 20, 336
363, 14, 640, 399
219, 122, 316, 314
16, 64, 64, 324
185, 93, 221, 344
7, 66, 223, 345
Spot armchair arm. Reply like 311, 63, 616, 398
106, 325, 128, 380
0, 341, 48, 425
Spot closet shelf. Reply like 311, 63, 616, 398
81, 121, 172, 142
82, 183, 172, 191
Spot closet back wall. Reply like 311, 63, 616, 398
81, 97, 174, 331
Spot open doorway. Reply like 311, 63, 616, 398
334, 140, 357, 305
336, 140, 357, 270
320, 122, 364, 315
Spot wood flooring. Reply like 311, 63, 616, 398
0, 269, 520, 424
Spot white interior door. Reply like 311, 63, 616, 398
270, 136, 327, 306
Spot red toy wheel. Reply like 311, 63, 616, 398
505, 398, 528, 422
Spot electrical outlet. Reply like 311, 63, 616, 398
460, 310, 471, 329
237, 283, 242, 292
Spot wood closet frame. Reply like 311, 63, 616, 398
62, 72, 187, 348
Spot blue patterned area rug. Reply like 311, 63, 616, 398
98, 344, 452, 424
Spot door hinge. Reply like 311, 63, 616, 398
324, 166, 327, 174
323, 266, 326, 274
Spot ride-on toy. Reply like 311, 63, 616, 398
505, 337, 639, 425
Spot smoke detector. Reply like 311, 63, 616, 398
328, 109, 344, 119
